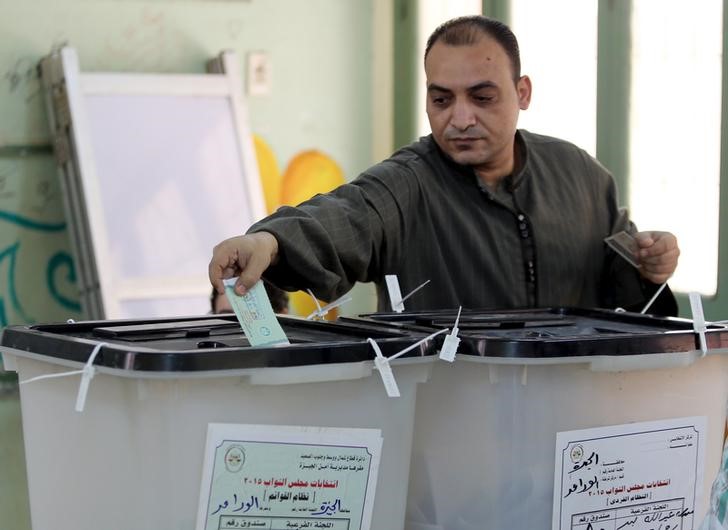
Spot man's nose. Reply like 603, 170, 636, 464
450, 100, 476, 130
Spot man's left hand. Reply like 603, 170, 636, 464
634, 231, 680, 284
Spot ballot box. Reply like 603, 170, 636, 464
0, 314, 435, 530
347, 308, 728, 530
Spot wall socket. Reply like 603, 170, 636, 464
246, 51, 271, 96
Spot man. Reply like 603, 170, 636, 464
209, 15, 679, 315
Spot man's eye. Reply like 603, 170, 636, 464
431, 96, 450, 106
473, 95, 494, 104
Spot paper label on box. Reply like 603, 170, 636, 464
552, 416, 706, 530
196, 423, 382, 530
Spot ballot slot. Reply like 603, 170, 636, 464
92, 315, 414, 343
93, 318, 238, 339
428, 317, 574, 330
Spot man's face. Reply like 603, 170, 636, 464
424, 36, 531, 175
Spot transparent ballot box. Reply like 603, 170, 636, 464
347, 308, 728, 530
0, 315, 435, 530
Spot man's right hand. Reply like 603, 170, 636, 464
208, 231, 279, 296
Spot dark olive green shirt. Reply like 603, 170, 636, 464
251, 130, 675, 314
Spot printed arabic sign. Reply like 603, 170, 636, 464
553, 416, 706, 530
196, 424, 382, 530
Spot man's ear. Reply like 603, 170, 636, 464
517, 75, 532, 110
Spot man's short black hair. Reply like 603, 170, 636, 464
424, 15, 521, 83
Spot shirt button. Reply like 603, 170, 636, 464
517, 214, 525, 221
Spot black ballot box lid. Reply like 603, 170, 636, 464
340, 307, 728, 358
0, 314, 435, 373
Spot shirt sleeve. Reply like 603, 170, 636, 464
247, 163, 417, 301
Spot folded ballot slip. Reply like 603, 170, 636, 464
604, 230, 640, 268
222, 278, 290, 347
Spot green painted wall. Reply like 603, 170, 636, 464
393, 0, 419, 149
482, 0, 510, 23
0, 381, 31, 530
596, 0, 631, 198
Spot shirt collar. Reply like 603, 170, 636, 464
427, 131, 530, 193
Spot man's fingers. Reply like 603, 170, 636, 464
236, 250, 271, 294
632, 231, 679, 284
636, 231, 678, 257
209, 232, 280, 296
209, 238, 246, 294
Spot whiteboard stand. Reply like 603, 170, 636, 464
39, 47, 266, 320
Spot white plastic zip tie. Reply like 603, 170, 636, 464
305, 290, 353, 320
74, 343, 105, 412
385, 275, 430, 312
306, 289, 323, 317
640, 282, 668, 314
20, 342, 107, 413
689, 292, 708, 356
368, 328, 448, 397
439, 306, 462, 362
400, 279, 431, 305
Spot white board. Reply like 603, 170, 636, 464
42, 47, 265, 319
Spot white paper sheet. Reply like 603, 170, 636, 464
553, 416, 707, 530
196, 423, 382, 530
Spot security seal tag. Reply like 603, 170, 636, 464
604, 231, 640, 268
689, 291, 708, 355
368, 338, 400, 397
385, 275, 431, 313
305, 289, 353, 320
385, 275, 404, 312
223, 278, 290, 347
439, 306, 463, 362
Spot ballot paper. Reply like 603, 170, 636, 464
604, 231, 640, 268
223, 278, 290, 346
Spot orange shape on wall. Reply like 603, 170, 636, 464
280, 149, 345, 207
252, 134, 282, 214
